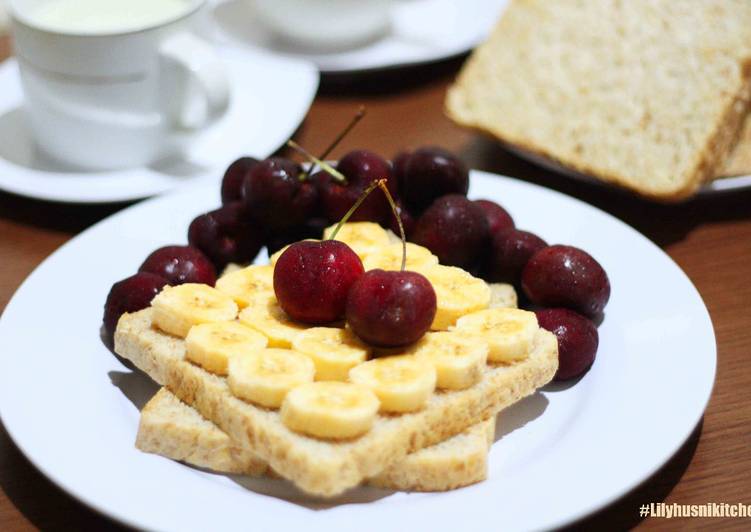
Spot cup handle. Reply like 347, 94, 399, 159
158, 33, 230, 132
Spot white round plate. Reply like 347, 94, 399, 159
0, 49, 318, 204
0, 171, 715, 531
505, 144, 751, 196
210, 0, 509, 74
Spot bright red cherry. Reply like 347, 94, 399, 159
346, 269, 436, 348
535, 308, 599, 381
273, 240, 364, 324
102, 272, 168, 346
138, 245, 216, 286
474, 199, 515, 235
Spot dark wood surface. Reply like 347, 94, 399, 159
1, 35, 750, 531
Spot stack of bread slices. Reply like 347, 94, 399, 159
445, 0, 751, 200
115, 223, 558, 497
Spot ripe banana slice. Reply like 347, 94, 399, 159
349, 355, 436, 413
238, 300, 308, 348
215, 265, 275, 308
292, 327, 371, 381
269, 240, 321, 266
185, 321, 268, 375
228, 348, 315, 408
454, 308, 538, 362
281, 381, 379, 439
408, 331, 489, 390
323, 222, 390, 259
488, 282, 518, 309
362, 242, 439, 271
415, 265, 491, 330
151, 284, 238, 338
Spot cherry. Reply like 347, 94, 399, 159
474, 199, 515, 235
535, 308, 599, 381
265, 217, 328, 255
188, 202, 264, 270
102, 272, 168, 346
522, 245, 610, 317
221, 156, 258, 204
346, 269, 436, 347
392, 150, 411, 193
389, 199, 416, 239
401, 147, 469, 212
138, 245, 217, 286
489, 228, 548, 285
412, 194, 489, 269
273, 240, 364, 324
242, 157, 316, 232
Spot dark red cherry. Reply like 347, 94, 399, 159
188, 202, 264, 271
265, 217, 329, 255
346, 269, 436, 348
102, 272, 168, 347
221, 156, 258, 204
412, 194, 489, 269
535, 308, 599, 381
273, 240, 365, 324
401, 147, 469, 212
474, 199, 515, 235
522, 245, 610, 317
138, 245, 216, 286
242, 157, 316, 232
489, 228, 548, 285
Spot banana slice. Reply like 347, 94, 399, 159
269, 240, 321, 266
408, 331, 489, 390
185, 321, 268, 375
238, 300, 308, 348
151, 284, 238, 338
415, 265, 491, 330
292, 327, 371, 381
215, 265, 275, 308
228, 348, 315, 408
281, 381, 379, 439
488, 282, 518, 309
323, 222, 390, 259
348, 355, 436, 413
454, 308, 538, 362
362, 242, 439, 271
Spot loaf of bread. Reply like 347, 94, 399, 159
446, 0, 751, 200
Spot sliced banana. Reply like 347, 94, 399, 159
238, 300, 308, 348
281, 381, 379, 439
408, 331, 489, 390
292, 327, 371, 381
362, 242, 439, 271
228, 348, 315, 408
454, 308, 538, 362
185, 321, 268, 375
349, 355, 436, 413
488, 282, 518, 309
152, 284, 238, 338
269, 239, 321, 266
323, 222, 390, 259
215, 264, 275, 308
415, 265, 491, 330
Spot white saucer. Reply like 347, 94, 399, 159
0, 48, 318, 204
210, 0, 509, 74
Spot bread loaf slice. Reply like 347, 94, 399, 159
446, 0, 751, 200
136, 388, 496, 491
115, 309, 557, 497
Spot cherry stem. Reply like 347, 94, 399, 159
328, 179, 385, 241
287, 140, 347, 183
303, 106, 366, 179
378, 181, 407, 272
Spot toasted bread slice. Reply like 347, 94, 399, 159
446, 0, 751, 200
136, 388, 496, 491
115, 309, 557, 497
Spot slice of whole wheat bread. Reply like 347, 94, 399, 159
446, 0, 751, 200
137, 388, 496, 491
115, 309, 557, 497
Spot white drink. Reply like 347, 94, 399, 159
30, 0, 192, 34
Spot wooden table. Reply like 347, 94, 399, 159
0, 35, 750, 530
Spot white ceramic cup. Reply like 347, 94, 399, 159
9, 0, 230, 170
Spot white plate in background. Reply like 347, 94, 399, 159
210, 0, 509, 74
0, 47, 318, 203
0, 170, 715, 531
